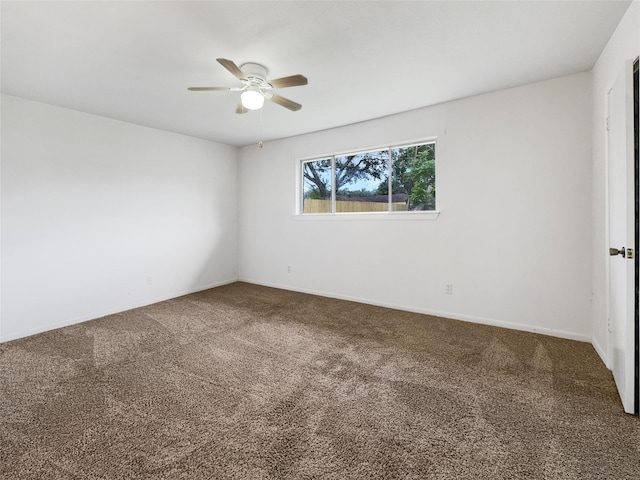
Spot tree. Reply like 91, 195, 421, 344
378, 144, 435, 210
302, 158, 331, 199
406, 146, 436, 210
303, 152, 388, 198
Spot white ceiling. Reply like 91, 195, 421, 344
1, 1, 632, 147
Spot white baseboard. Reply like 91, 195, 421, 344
592, 336, 610, 369
0, 277, 238, 343
239, 278, 591, 343
3, 276, 593, 346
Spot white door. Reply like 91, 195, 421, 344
607, 61, 636, 414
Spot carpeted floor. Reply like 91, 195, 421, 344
1, 282, 639, 479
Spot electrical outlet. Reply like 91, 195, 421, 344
445, 284, 453, 295
287, 265, 291, 274
147, 276, 153, 286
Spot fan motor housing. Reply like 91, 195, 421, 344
240, 63, 268, 84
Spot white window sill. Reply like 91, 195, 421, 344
294, 211, 440, 221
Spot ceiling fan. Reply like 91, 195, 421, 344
188, 58, 308, 114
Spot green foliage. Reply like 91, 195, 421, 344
304, 187, 325, 199
337, 188, 377, 198
378, 144, 435, 210
406, 147, 436, 210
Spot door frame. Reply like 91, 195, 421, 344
633, 57, 639, 415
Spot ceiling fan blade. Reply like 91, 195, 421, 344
269, 74, 308, 89
217, 58, 247, 81
270, 94, 302, 111
188, 86, 232, 91
235, 104, 249, 114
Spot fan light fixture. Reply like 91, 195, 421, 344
240, 87, 264, 110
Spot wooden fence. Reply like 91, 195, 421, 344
303, 199, 408, 213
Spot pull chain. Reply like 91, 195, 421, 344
258, 105, 264, 148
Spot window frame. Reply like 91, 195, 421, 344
297, 138, 439, 220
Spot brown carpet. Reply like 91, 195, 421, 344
1, 282, 639, 479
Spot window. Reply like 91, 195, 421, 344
300, 141, 436, 214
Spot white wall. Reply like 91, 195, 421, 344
591, 0, 640, 365
1, 95, 238, 342
238, 73, 593, 341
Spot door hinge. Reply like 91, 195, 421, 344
627, 248, 634, 259
606, 117, 610, 131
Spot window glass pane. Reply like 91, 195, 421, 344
335, 150, 389, 213
302, 158, 332, 213
390, 143, 436, 211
